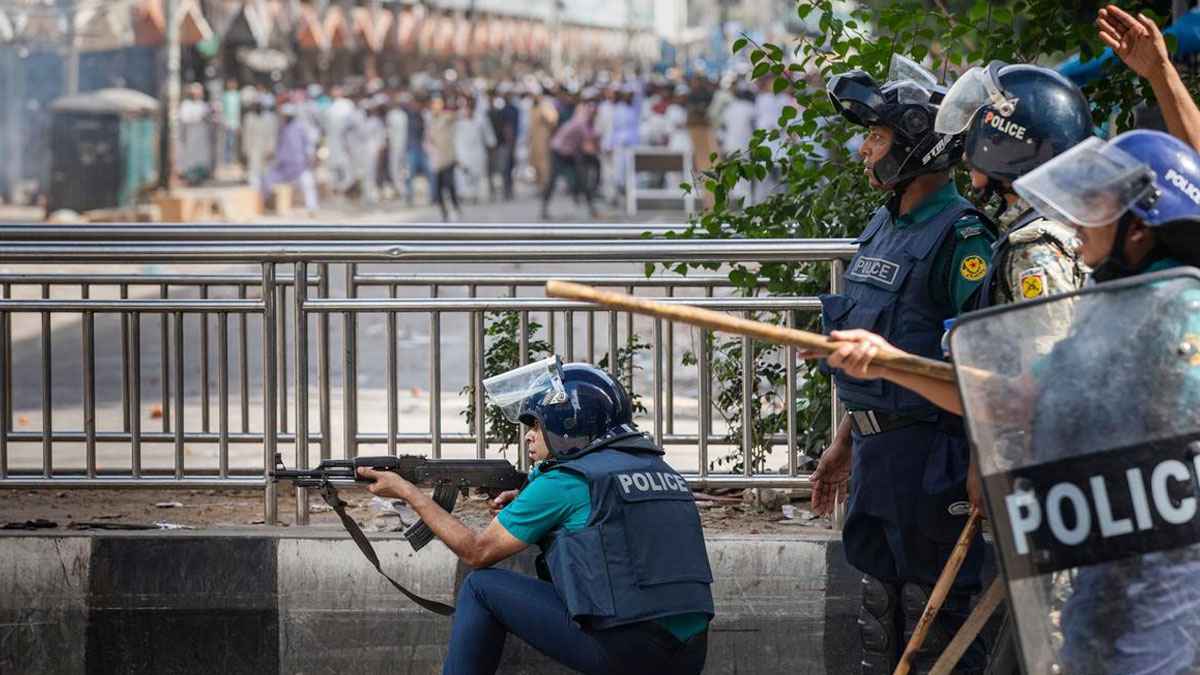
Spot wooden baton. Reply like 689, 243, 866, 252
893, 507, 984, 675
928, 577, 1005, 675
544, 279, 956, 383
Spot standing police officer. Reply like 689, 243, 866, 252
359, 357, 712, 675
811, 56, 997, 674
810, 129, 1200, 674
1006, 128, 1200, 674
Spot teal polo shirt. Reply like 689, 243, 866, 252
497, 462, 709, 642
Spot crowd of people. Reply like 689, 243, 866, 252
172, 70, 798, 219
171, 6, 1200, 675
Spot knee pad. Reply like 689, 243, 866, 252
859, 575, 900, 675
900, 584, 945, 672
901, 585, 978, 674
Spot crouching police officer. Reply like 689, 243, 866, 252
359, 357, 713, 675
813, 56, 997, 674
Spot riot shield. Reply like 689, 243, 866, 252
948, 267, 1200, 674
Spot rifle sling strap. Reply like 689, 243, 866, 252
319, 483, 456, 616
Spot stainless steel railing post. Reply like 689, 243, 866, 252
262, 263, 279, 524
294, 261, 310, 524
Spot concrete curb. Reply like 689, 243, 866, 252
0, 530, 858, 674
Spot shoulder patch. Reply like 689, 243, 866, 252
960, 254, 987, 282
1018, 266, 1047, 300
955, 223, 985, 240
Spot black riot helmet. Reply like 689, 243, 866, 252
936, 62, 1093, 184
482, 357, 640, 460
828, 55, 962, 189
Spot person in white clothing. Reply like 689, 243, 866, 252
718, 85, 757, 203
324, 86, 355, 192
455, 97, 497, 202
664, 86, 694, 187
177, 83, 216, 184
343, 99, 386, 204
386, 93, 410, 200
752, 79, 791, 202
241, 99, 276, 189
593, 87, 617, 202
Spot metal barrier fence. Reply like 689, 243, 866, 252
0, 226, 856, 524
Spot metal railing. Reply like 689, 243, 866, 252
0, 225, 856, 524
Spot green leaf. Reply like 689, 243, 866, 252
773, 77, 789, 94
752, 62, 770, 79
732, 37, 748, 53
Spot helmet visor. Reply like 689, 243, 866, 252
827, 70, 886, 127
934, 64, 1015, 134
886, 54, 939, 88
481, 355, 567, 424
1012, 137, 1156, 227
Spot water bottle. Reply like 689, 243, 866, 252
941, 318, 956, 358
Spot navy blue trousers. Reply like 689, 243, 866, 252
443, 568, 707, 675
844, 422, 985, 668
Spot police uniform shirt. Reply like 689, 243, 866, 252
496, 462, 709, 641
894, 181, 997, 314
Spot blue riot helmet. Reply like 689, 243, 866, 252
936, 62, 1092, 184
1013, 130, 1200, 278
482, 356, 637, 460
828, 55, 962, 189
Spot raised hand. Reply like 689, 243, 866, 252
1097, 5, 1170, 82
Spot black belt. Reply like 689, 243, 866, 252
849, 410, 964, 437
849, 410, 923, 436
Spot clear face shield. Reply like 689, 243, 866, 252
885, 53, 939, 89
481, 355, 567, 425
1012, 136, 1156, 228
934, 61, 1017, 135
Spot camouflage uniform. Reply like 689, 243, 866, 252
989, 198, 1090, 306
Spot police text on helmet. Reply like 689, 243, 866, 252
1164, 168, 1200, 205
981, 110, 1026, 140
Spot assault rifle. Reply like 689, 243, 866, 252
270, 453, 526, 615
271, 453, 526, 551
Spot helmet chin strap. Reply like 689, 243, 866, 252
1091, 213, 1169, 282
972, 178, 1008, 218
